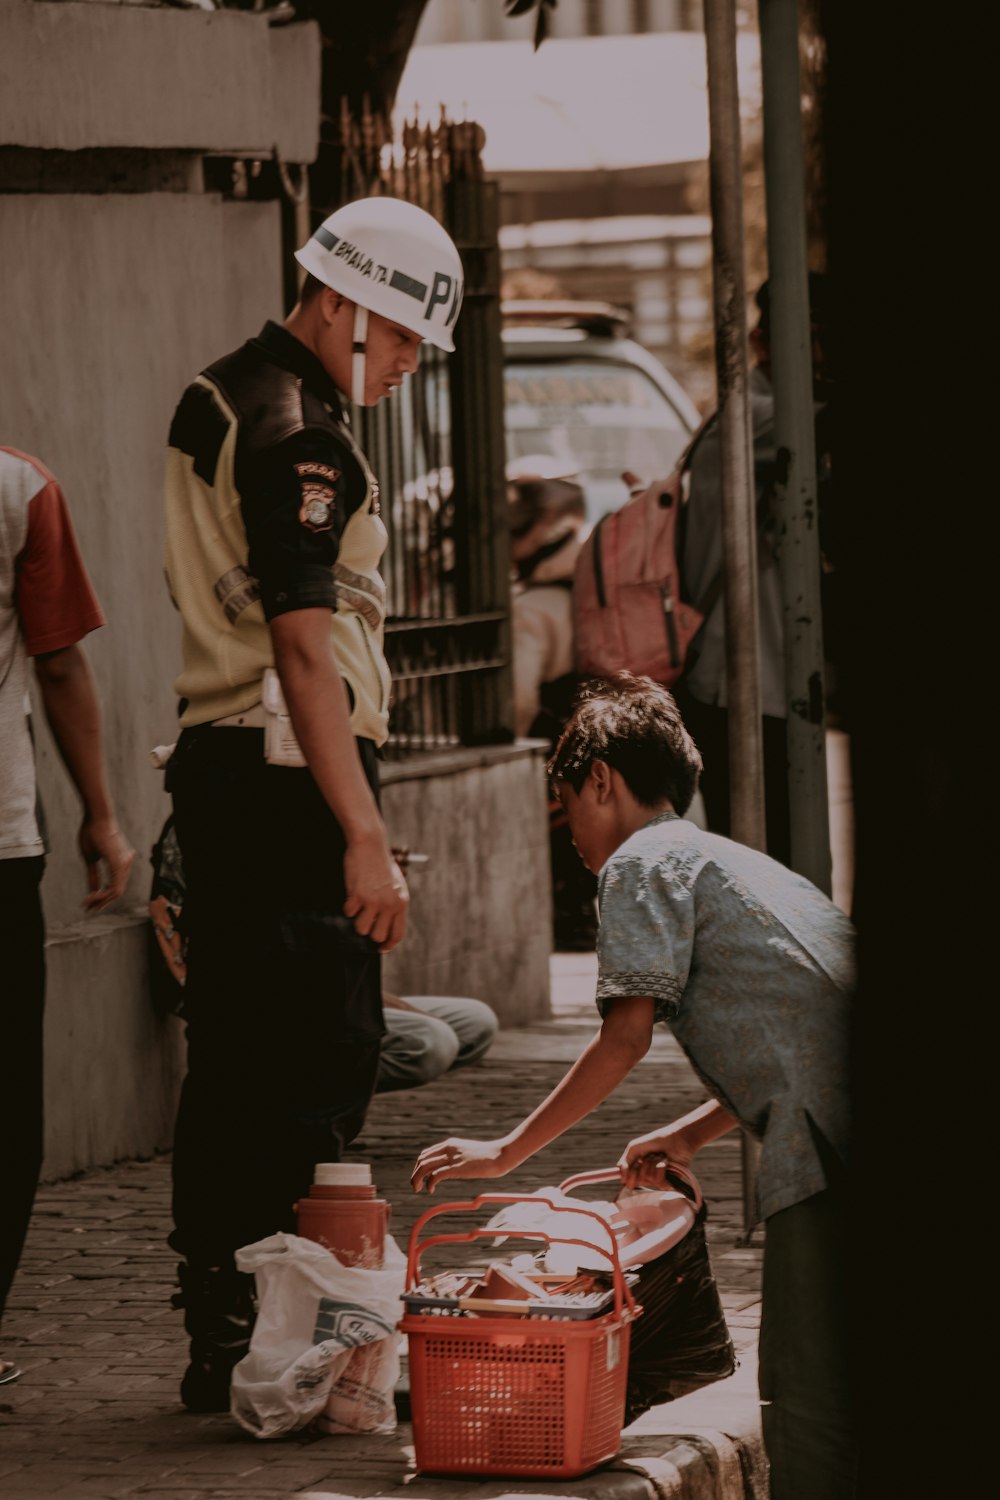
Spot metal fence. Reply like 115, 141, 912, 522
337, 104, 514, 757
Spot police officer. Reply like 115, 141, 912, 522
162, 197, 464, 1411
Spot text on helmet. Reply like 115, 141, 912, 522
315, 227, 462, 331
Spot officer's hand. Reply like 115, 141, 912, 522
79, 816, 135, 914
343, 838, 409, 952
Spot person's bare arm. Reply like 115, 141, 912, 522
32, 644, 134, 912
618, 1099, 740, 1187
410, 996, 655, 1192
270, 608, 408, 953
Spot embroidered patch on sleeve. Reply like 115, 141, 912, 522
294, 462, 341, 533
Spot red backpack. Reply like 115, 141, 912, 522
573, 426, 719, 687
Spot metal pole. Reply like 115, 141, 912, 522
704, 0, 765, 1236
758, 0, 832, 893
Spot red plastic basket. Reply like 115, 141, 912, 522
401, 1192, 641, 1480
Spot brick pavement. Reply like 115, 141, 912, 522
0, 956, 764, 1500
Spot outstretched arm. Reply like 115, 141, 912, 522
411, 995, 655, 1192
33, 644, 134, 912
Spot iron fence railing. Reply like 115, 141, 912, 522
336, 105, 514, 756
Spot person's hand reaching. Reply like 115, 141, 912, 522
411, 1136, 512, 1194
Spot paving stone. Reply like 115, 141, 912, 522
0, 1465, 97, 1489
126, 1492, 208, 1499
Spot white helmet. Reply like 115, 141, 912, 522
295, 197, 464, 404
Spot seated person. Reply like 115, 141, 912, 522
376, 992, 498, 1094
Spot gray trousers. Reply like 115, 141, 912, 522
375, 995, 498, 1093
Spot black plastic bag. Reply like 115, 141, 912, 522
624, 1215, 736, 1425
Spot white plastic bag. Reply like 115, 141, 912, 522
230, 1232, 405, 1439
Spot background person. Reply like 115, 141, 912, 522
677, 273, 836, 867
507, 458, 598, 949
0, 447, 134, 1386
162, 197, 464, 1411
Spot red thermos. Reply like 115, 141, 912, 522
294, 1164, 389, 1269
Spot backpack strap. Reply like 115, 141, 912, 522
673, 413, 717, 486
517, 529, 580, 582
590, 514, 609, 608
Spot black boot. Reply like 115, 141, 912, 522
172, 1262, 257, 1413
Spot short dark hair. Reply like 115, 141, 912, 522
548, 673, 703, 814
299, 273, 329, 304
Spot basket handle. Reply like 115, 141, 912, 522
406, 1193, 637, 1320
558, 1163, 704, 1215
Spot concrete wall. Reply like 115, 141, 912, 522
381, 745, 553, 1026
42, 916, 187, 1180
1, 191, 285, 928
0, 0, 320, 161
0, 190, 287, 1180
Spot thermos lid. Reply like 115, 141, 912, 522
314, 1163, 372, 1187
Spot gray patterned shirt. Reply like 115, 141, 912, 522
596, 812, 854, 1220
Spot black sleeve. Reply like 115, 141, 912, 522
240, 428, 366, 621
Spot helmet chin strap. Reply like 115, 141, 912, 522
351, 304, 369, 406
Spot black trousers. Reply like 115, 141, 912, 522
675, 687, 792, 868
167, 728, 384, 1268
759, 1181, 857, 1498
0, 856, 46, 1326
